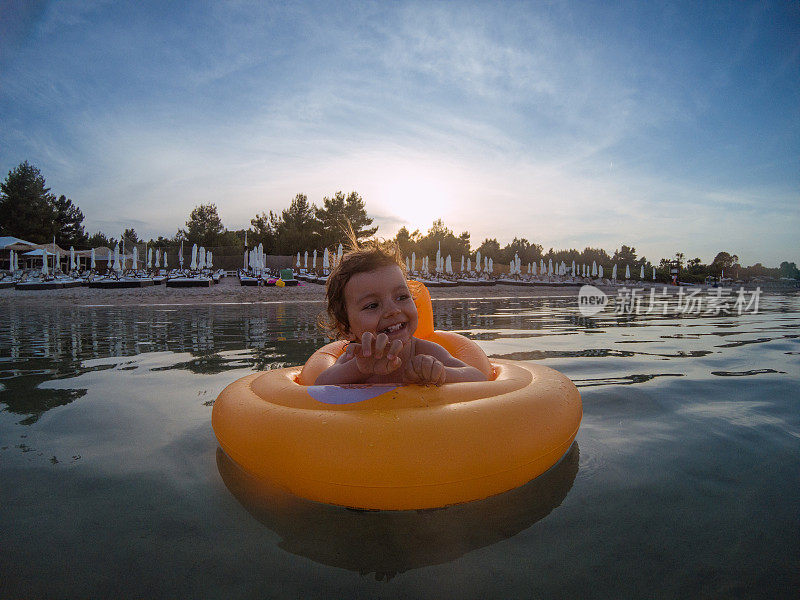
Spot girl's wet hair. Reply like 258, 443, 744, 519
321, 228, 406, 339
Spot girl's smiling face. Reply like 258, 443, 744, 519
343, 265, 418, 342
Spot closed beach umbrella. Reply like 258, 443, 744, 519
467, 257, 471, 272
304, 250, 308, 268
163, 251, 168, 269
69, 246, 75, 271
653, 267, 656, 281
461, 255, 464, 272
207, 251, 213, 269
625, 264, 631, 279
532, 262, 537, 276
42, 250, 48, 275
476, 251, 481, 273
640, 265, 644, 279
297, 252, 301, 268
548, 258, 553, 276
191, 244, 198, 270
572, 260, 576, 276
90, 248, 96, 270
323, 248, 329, 270
244, 248, 248, 270
114, 244, 121, 273
132, 247, 139, 272
411, 252, 416, 271
599, 265, 604, 278
312, 249, 317, 269
179, 241, 184, 268
337, 243, 343, 262
488, 258, 493, 273
199, 247, 205, 270
612, 264, 617, 280
405, 257, 410, 270
592, 261, 597, 277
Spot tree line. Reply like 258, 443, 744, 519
1, 160, 797, 280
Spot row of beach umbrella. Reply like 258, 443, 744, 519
6, 241, 222, 275
293, 244, 345, 271
284, 241, 659, 281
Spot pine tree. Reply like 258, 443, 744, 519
315, 190, 377, 249
54, 195, 88, 247
181, 204, 225, 247
273, 194, 320, 254
0, 161, 58, 243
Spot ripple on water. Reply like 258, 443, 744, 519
710, 368, 787, 377
0, 293, 798, 597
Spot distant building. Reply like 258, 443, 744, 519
0, 236, 39, 270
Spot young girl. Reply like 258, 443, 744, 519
315, 238, 487, 386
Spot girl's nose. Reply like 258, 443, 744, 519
383, 301, 401, 317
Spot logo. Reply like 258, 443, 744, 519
578, 285, 608, 316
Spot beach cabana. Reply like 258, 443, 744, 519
0, 236, 39, 270
21, 248, 56, 272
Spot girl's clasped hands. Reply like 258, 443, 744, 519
344, 331, 446, 386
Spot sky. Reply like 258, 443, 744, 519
1, 0, 798, 266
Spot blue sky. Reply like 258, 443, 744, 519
1, 0, 797, 265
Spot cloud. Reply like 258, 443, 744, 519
0, 1, 797, 266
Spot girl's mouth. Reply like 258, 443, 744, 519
381, 322, 406, 335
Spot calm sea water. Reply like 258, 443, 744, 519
1, 293, 798, 598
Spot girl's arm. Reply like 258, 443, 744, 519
406, 339, 487, 384
314, 352, 367, 385
314, 334, 404, 385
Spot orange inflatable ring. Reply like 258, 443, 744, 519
212, 281, 582, 510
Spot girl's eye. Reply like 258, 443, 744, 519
363, 302, 378, 310
397, 294, 410, 301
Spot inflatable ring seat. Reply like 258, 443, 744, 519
212, 281, 582, 510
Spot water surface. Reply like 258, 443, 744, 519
2, 294, 798, 598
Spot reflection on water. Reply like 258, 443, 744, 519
1, 292, 799, 598
3, 294, 797, 424
217, 444, 579, 581
0, 303, 327, 423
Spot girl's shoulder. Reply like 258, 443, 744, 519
411, 337, 450, 359
411, 336, 468, 368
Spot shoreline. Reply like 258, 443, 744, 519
0, 275, 762, 308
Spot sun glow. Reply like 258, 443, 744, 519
372, 169, 457, 235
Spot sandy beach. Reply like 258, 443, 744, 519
0, 275, 642, 307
